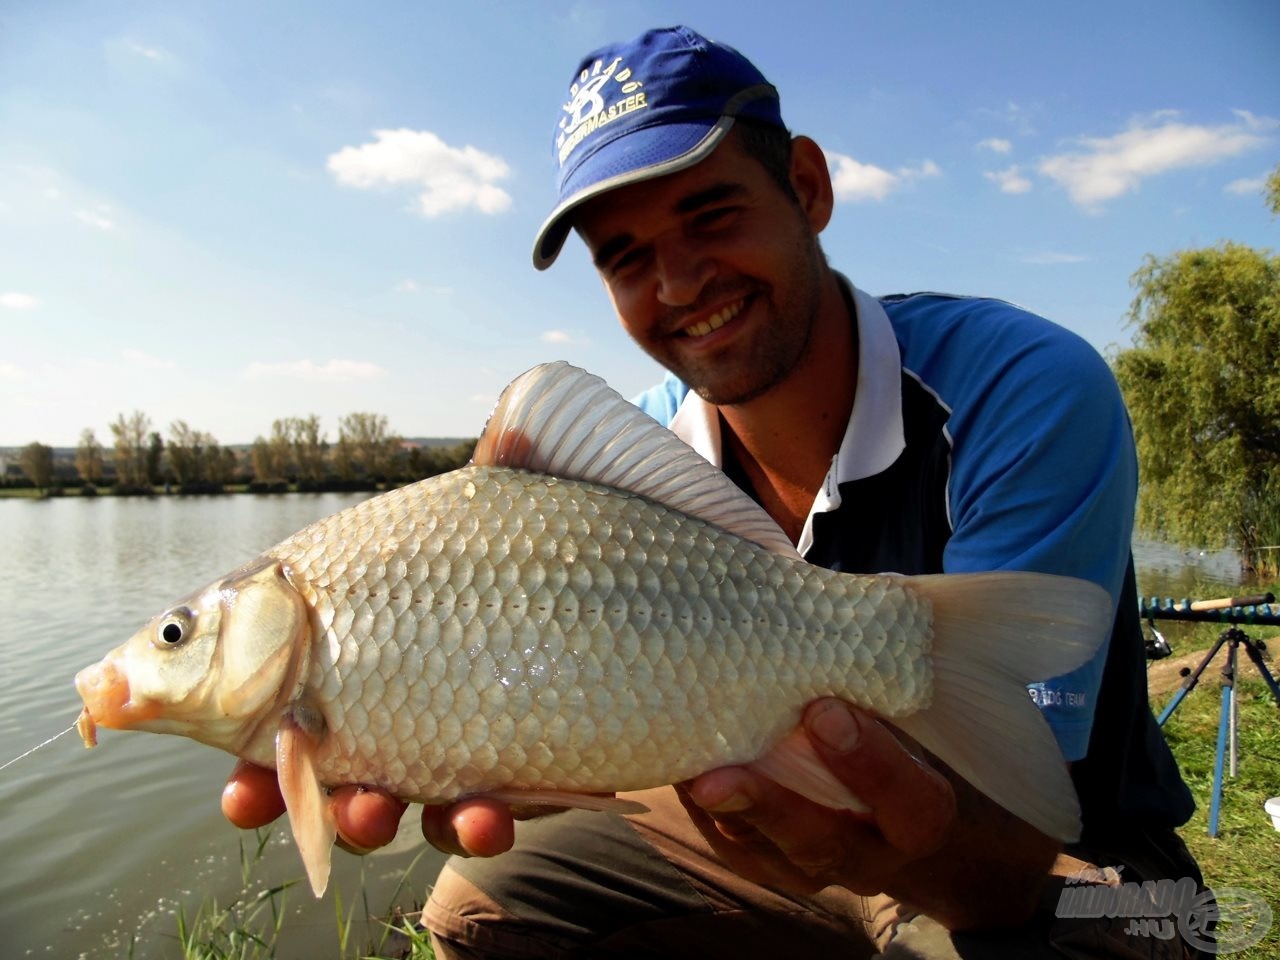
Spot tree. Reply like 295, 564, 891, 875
19, 442, 54, 490
109, 411, 152, 488
167, 420, 232, 489
291, 415, 328, 485
1266, 162, 1279, 217
76, 429, 105, 485
1112, 241, 1280, 574
336, 412, 401, 482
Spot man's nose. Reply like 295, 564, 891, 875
654, 237, 714, 307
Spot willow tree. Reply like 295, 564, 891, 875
1112, 241, 1280, 574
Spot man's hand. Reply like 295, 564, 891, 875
677, 699, 955, 896
678, 698, 1059, 930
220, 759, 516, 857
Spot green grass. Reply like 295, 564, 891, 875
1151, 619, 1280, 958
168, 829, 436, 960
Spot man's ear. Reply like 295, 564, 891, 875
788, 136, 834, 235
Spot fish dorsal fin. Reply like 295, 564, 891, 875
474, 362, 801, 559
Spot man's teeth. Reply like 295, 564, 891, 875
685, 300, 743, 338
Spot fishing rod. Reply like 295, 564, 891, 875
1140, 592, 1280, 626
1146, 591, 1280, 837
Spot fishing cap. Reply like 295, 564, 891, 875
532, 25, 785, 270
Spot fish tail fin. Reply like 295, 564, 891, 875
890, 571, 1111, 842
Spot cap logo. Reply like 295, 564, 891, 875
556, 57, 648, 168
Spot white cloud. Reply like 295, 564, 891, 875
1038, 111, 1277, 210
243, 359, 387, 382
1018, 252, 1090, 265
75, 208, 115, 231
1225, 173, 1267, 196
121, 348, 176, 370
126, 40, 167, 61
394, 279, 453, 295
327, 129, 513, 216
985, 165, 1033, 194
978, 101, 1037, 136
540, 330, 584, 345
0, 362, 22, 379
1, 292, 39, 310
979, 138, 1013, 154
828, 154, 940, 202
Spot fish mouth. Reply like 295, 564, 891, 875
74, 656, 157, 731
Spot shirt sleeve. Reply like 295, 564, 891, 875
632, 371, 689, 425
914, 300, 1137, 760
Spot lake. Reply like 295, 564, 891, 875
0, 494, 1246, 958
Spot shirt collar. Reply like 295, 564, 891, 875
666, 275, 906, 553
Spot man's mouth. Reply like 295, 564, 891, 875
682, 298, 745, 338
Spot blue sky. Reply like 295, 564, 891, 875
1, 1, 1276, 447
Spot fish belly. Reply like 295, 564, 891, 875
272, 466, 933, 803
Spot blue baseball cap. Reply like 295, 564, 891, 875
532, 26, 784, 270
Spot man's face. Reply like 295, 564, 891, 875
574, 133, 828, 406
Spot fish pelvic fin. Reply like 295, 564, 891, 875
891, 571, 1111, 843
748, 725, 870, 813
474, 362, 802, 559
276, 703, 336, 897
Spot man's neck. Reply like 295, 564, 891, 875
718, 272, 857, 544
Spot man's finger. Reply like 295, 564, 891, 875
221, 759, 286, 828
804, 700, 954, 858
422, 797, 516, 858
331, 785, 407, 853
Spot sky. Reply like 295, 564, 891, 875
1, 1, 1277, 448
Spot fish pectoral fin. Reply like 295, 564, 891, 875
276, 704, 336, 897
747, 725, 870, 813
480, 788, 649, 816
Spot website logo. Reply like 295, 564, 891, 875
1055, 875, 1272, 954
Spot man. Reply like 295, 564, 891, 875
223, 26, 1202, 958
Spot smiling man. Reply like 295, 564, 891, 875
222, 25, 1204, 959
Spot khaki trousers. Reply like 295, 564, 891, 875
424, 787, 1203, 959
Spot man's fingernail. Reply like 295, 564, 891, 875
692, 780, 751, 814
810, 702, 860, 752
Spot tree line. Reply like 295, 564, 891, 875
9, 410, 476, 495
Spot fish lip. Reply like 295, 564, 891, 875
74, 656, 153, 730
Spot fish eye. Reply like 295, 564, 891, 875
154, 610, 192, 649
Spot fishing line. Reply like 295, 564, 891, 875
0, 721, 79, 772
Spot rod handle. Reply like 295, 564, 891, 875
1189, 592, 1276, 612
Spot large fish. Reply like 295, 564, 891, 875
75, 362, 1110, 896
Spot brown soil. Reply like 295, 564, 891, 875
1146, 647, 1224, 699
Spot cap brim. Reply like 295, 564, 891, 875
531, 116, 737, 271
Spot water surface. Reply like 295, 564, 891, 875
0, 494, 446, 958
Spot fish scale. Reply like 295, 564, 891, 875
262, 465, 929, 801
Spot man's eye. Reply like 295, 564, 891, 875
694, 207, 737, 229
610, 248, 647, 274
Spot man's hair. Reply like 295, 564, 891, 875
734, 119, 797, 201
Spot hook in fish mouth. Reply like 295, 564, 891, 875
76, 707, 97, 748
